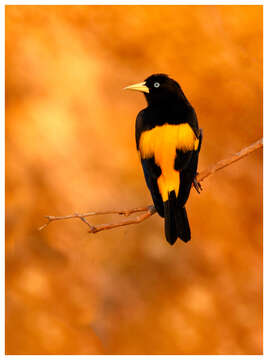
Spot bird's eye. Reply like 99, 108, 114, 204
154, 82, 160, 88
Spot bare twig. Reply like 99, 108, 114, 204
196, 138, 263, 183
38, 138, 262, 234
38, 205, 156, 232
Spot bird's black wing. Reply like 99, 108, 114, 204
187, 106, 200, 138
141, 158, 164, 216
135, 109, 146, 150
176, 129, 203, 207
172, 106, 202, 207
174, 106, 200, 174
136, 110, 164, 217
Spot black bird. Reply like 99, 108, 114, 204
125, 74, 202, 245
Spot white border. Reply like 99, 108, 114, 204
2, 1, 265, 4
262, 0, 265, 358
1, 1, 5, 359
2, 1, 264, 359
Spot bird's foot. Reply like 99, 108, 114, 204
193, 174, 203, 194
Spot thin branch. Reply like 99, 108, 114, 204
196, 138, 263, 183
38, 138, 262, 234
38, 205, 156, 232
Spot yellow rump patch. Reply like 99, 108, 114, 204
139, 123, 198, 201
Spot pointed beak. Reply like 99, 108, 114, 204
124, 81, 149, 93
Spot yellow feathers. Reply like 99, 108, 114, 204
139, 123, 198, 156
139, 123, 198, 201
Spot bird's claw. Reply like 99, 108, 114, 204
193, 175, 202, 194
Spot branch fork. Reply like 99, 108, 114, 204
39, 139, 262, 234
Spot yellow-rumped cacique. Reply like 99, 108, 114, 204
125, 74, 202, 245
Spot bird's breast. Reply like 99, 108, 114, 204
139, 123, 199, 201
139, 123, 199, 159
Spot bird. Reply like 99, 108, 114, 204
124, 74, 202, 245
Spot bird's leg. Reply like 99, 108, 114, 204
193, 173, 203, 193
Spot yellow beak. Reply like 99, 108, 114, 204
124, 81, 149, 93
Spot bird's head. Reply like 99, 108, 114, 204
124, 74, 189, 106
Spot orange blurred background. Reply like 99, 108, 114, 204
5, 5, 262, 355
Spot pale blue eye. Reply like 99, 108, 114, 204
154, 82, 160, 88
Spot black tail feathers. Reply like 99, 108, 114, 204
164, 191, 191, 245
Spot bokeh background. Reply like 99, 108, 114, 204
5, 5, 262, 355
